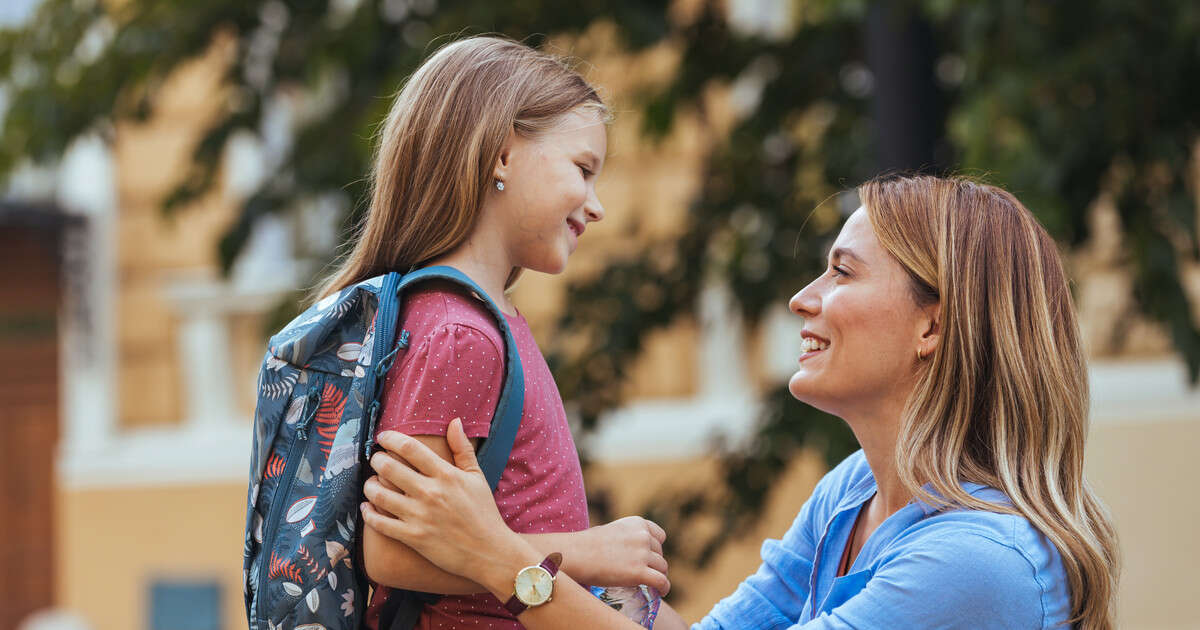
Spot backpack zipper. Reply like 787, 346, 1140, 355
256, 375, 323, 626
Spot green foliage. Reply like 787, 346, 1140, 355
3, 0, 1198, 585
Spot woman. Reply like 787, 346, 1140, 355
360, 174, 1120, 629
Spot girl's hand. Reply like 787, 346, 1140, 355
572, 517, 670, 596
362, 419, 528, 585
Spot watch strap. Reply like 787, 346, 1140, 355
503, 552, 562, 616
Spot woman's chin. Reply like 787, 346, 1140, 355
787, 372, 818, 404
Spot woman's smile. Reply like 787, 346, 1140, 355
799, 330, 830, 362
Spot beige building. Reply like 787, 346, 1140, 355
4, 12, 1200, 630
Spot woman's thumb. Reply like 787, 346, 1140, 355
447, 418, 482, 473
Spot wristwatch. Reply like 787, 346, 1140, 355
503, 552, 562, 616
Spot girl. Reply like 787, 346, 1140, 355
362, 175, 1121, 629
316, 36, 669, 629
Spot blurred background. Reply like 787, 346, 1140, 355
1, 0, 1198, 629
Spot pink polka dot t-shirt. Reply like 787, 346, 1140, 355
365, 281, 589, 630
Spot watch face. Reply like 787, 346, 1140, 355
514, 566, 554, 606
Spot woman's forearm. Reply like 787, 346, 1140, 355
473, 534, 646, 630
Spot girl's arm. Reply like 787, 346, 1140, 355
361, 421, 690, 629
364, 434, 670, 596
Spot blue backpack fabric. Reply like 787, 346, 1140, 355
243, 266, 525, 630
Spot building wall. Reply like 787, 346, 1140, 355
36, 16, 1200, 630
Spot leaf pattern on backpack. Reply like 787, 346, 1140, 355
323, 418, 359, 480
331, 295, 358, 319
263, 370, 299, 400
269, 552, 303, 583
263, 452, 286, 480
297, 544, 327, 581
296, 457, 314, 485
314, 384, 346, 464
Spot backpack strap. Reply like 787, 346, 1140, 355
390, 265, 525, 491
374, 266, 527, 630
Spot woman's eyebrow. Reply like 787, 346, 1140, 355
830, 247, 866, 265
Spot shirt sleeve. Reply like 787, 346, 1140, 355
693, 492, 822, 630
795, 533, 1047, 630
375, 323, 505, 440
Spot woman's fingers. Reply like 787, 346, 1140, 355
363, 474, 417, 517
376, 430, 449, 478
360, 501, 412, 541
446, 418, 484, 474
369, 450, 424, 494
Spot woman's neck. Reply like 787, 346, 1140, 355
428, 235, 519, 317
845, 399, 912, 516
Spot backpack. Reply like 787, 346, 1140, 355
242, 266, 525, 630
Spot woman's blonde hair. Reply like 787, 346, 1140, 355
860, 174, 1119, 629
317, 35, 606, 299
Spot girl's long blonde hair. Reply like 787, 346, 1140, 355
317, 36, 606, 299
860, 175, 1119, 629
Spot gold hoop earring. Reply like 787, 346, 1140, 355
916, 348, 924, 361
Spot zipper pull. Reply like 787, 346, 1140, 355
297, 388, 321, 440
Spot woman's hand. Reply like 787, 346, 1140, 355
361, 419, 530, 586
568, 517, 670, 595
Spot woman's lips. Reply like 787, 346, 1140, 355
799, 331, 829, 362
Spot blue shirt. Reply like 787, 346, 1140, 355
694, 450, 1071, 629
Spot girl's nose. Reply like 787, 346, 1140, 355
584, 192, 605, 223
789, 282, 820, 318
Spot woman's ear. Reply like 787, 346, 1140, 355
917, 301, 942, 358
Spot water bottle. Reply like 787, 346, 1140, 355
588, 584, 661, 628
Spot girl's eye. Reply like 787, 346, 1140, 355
831, 265, 850, 278
577, 164, 592, 178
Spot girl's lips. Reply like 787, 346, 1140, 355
566, 218, 585, 237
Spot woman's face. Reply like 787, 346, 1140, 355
787, 207, 936, 419
494, 107, 607, 274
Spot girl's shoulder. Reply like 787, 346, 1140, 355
400, 281, 506, 348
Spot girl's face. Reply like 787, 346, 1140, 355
787, 207, 938, 420
493, 108, 607, 274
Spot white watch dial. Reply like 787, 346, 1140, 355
514, 566, 554, 606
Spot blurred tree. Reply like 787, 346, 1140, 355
2, 0, 1197, 591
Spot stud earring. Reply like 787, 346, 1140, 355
495, 180, 505, 191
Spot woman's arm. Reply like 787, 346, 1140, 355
361, 421, 690, 629
364, 433, 671, 596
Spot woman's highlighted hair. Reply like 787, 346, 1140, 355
860, 174, 1119, 629
318, 36, 606, 299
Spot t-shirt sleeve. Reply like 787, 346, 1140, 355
375, 322, 505, 440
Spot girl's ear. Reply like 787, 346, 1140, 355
493, 129, 517, 182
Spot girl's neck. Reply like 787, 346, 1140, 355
428, 237, 519, 317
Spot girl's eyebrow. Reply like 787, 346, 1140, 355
579, 150, 602, 169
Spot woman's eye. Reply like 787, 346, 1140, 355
831, 265, 849, 278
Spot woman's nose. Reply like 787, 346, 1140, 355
789, 282, 820, 318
